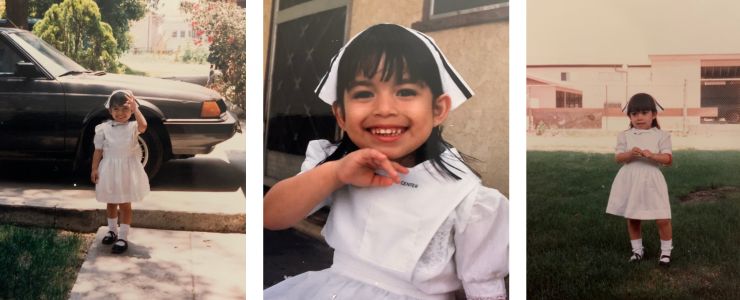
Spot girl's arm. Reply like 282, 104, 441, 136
615, 147, 641, 163
129, 95, 147, 133
91, 149, 103, 183
264, 148, 408, 230
641, 150, 672, 166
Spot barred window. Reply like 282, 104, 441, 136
412, 0, 508, 32
556, 91, 583, 108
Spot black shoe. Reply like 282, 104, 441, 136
102, 231, 117, 245
629, 251, 644, 262
659, 255, 671, 266
111, 239, 128, 254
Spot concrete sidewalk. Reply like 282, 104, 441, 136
70, 227, 245, 300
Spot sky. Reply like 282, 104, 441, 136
156, 0, 187, 21
528, 0, 740, 65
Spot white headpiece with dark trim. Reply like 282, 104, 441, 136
314, 24, 474, 110
104, 90, 139, 109
621, 93, 664, 112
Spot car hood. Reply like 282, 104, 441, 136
59, 72, 221, 102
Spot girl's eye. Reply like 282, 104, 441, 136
350, 91, 373, 99
397, 89, 417, 97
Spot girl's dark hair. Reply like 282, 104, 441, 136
626, 93, 660, 129
108, 91, 129, 108
322, 24, 478, 180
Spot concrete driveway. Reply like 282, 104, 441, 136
0, 129, 246, 232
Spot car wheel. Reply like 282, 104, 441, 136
138, 128, 164, 179
726, 111, 740, 123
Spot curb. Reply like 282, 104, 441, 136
0, 204, 245, 233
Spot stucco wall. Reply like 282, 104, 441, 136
348, 1, 510, 195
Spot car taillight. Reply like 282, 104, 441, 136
201, 100, 221, 118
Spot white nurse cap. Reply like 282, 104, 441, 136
314, 23, 474, 110
104, 90, 139, 109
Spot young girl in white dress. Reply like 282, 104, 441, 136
92, 90, 150, 254
264, 24, 509, 299
607, 93, 673, 266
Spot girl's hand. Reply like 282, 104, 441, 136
641, 149, 654, 159
126, 93, 139, 112
91, 169, 99, 184
335, 148, 409, 187
630, 147, 642, 157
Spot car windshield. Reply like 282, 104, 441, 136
7, 31, 88, 77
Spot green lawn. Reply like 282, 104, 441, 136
527, 151, 740, 299
0, 225, 93, 299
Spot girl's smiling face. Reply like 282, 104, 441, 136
109, 102, 133, 123
629, 110, 656, 129
334, 67, 450, 166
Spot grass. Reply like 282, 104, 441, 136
527, 151, 740, 299
121, 63, 148, 76
0, 225, 93, 299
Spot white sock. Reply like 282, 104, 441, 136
107, 218, 118, 235
630, 239, 644, 255
660, 239, 673, 257
119, 224, 130, 241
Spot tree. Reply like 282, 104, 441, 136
33, 0, 119, 72
5, 0, 29, 29
29, 0, 146, 54
182, 0, 246, 111
95, 0, 146, 54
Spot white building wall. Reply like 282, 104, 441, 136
527, 85, 555, 108
650, 58, 701, 108
529, 61, 710, 131
528, 67, 653, 109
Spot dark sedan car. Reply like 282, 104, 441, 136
0, 28, 237, 178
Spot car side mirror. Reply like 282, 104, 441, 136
16, 61, 42, 78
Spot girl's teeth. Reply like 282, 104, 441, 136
372, 128, 403, 136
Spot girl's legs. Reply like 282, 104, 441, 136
627, 219, 644, 261
106, 204, 119, 234
656, 219, 672, 240
118, 203, 132, 242
656, 219, 673, 265
627, 219, 642, 239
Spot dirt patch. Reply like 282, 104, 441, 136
679, 186, 740, 203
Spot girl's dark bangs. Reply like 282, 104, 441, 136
627, 96, 657, 113
346, 39, 421, 84
109, 92, 128, 107
336, 26, 438, 100
627, 93, 658, 114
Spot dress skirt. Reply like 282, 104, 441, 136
95, 153, 149, 203
607, 160, 671, 220
264, 268, 452, 300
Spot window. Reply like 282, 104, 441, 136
561, 72, 569, 81
180, 30, 186, 38
172, 31, 177, 38
556, 91, 583, 108
278, 0, 312, 10
412, 0, 508, 32
0, 39, 23, 75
